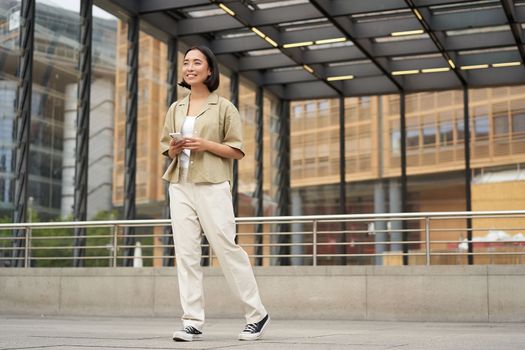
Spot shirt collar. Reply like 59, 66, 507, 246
177, 91, 219, 106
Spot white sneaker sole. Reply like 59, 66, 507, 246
173, 332, 202, 342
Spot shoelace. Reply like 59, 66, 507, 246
184, 326, 200, 334
242, 323, 258, 333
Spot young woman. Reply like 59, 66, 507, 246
160, 46, 269, 342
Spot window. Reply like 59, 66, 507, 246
407, 128, 419, 148
439, 121, 453, 146
306, 102, 316, 118
422, 115, 436, 145
293, 104, 303, 118
512, 113, 525, 134
494, 114, 509, 135
511, 99, 525, 134
319, 100, 329, 117
456, 118, 465, 140
390, 127, 400, 156
474, 115, 489, 139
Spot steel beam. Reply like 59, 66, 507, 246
274, 100, 291, 265
230, 72, 239, 218
12, 0, 35, 268
463, 86, 473, 265
338, 94, 347, 264
310, 0, 404, 92
500, 0, 525, 66
123, 16, 139, 267
400, 92, 408, 265
254, 86, 264, 266
163, 37, 178, 267
138, 0, 209, 14
405, 0, 467, 86
209, 0, 343, 96
73, 0, 93, 267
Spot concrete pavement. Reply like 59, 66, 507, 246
1, 315, 524, 350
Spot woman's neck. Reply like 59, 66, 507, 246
190, 84, 210, 99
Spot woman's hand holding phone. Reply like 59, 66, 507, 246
168, 133, 186, 159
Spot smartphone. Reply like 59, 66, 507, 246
169, 132, 183, 141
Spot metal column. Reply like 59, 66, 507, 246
230, 72, 239, 217
374, 96, 386, 265
12, 0, 35, 268
123, 16, 139, 266
290, 190, 304, 266
389, 179, 403, 252
254, 86, 264, 266
338, 94, 347, 264
274, 100, 291, 265
72, 0, 93, 267
163, 37, 177, 267
463, 86, 473, 264
400, 92, 409, 265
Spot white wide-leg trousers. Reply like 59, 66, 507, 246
168, 174, 267, 330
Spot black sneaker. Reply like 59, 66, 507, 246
172, 325, 203, 342
238, 314, 270, 341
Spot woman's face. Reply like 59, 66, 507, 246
182, 49, 211, 87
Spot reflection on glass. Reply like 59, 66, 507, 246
86, 6, 117, 220
0, 1, 20, 217
136, 31, 168, 213
237, 78, 257, 202
439, 120, 453, 144
290, 99, 340, 186
25, 0, 81, 220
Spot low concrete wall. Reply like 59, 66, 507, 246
1, 266, 524, 322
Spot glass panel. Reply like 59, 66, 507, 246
413, 172, 467, 265
263, 92, 278, 200
217, 71, 230, 99
112, 20, 128, 210
344, 97, 373, 181
291, 184, 350, 265
237, 77, 257, 210
0, 2, 18, 218
291, 98, 340, 187
28, 0, 80, 220
382, 95, 401, 176
400, 91, 467, 264
135, 31, 168, 218
470, 86, 525, 264
87, 6, 118, 220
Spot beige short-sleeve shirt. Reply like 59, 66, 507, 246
160, 92, 245, 184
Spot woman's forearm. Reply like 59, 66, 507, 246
205, 140, 244, 160
183, 137, 244, 160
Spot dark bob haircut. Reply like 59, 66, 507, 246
178, 46, 220, 92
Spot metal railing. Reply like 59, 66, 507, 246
1, 210, 524, 267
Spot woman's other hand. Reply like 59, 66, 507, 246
182, 137, 209, 152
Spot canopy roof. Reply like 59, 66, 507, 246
96, 0, 525, 99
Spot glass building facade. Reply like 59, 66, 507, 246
1, 1, 525, 266
0, 1, 117, 220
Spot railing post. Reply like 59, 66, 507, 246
24, 227, 31, 268
425, 217, 431, 266
312, 220, 317, 266
112, 225, 118, 268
